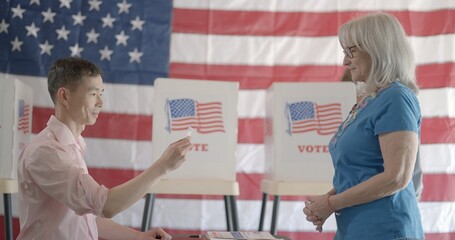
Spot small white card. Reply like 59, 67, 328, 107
186, 127, 194, 137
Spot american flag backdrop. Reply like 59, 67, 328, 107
0, 0, 454, 239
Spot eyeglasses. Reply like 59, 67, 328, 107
343, 45, 357, 59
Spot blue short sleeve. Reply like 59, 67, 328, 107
373, 85, 421, 135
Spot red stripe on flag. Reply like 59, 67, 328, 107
32, 108, 455, 144
170, 63, 455, 90
173, 9, 455, 37
0, 218, 20, 240
170, 63, 344, 89
421, 173, 455, 202
425, 233, 455, 240
421, 117, 455, 144
32, 107, 153, 141
89, 167, 455, 202
417, 62, 455, 89
238, 118, 264, 144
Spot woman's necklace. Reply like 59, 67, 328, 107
330, 85, 388, 146
342, 90, 376, 128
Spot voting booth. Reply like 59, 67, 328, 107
259, 82, 356, 234
0, 77, 33, 240
141, 78, 240, 231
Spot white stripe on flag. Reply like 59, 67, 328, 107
170, 33, 455, 65
15, 74, 155, 115
418, 87, 455, 118
15, 74, 455, 118
420, 144, 455, 174
171, 34, 342, 65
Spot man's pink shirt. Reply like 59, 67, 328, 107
17, 116, 109, 240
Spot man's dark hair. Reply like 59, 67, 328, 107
47, 57, 103, 104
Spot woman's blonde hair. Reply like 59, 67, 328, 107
338, 12, 419, 94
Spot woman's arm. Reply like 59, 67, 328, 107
330, 130, 418, 211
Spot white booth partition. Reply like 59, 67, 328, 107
260, 82, 356, 234
142, 78, 240, 231
0, 77, 33, 240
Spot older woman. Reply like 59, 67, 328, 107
303, 13, 424, 239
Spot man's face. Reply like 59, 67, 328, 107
66, 75, 104, 126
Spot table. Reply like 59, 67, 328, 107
170, 233, 291, 240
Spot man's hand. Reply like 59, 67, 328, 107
135, 227, 172, 240
155, 137, 192, 173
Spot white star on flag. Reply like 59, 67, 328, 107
115, 30, 129, 46
11, 36, 23, 52
131, 16, 145, 31
11, 5, 26, 19
39, 40, 54, 55
56, 25, 70, 41
117, 0, 132, 14
72, 11, 86, 26
99, 45, 113, 61
30, 0, 40, 6
88, 0, 102, 11
69, 43, 83, 57
0, 19, 9, 34
59, 0, 72, 9
86, 28, 99, 44
25, 22, 40, 38
128, 48, 143, 63
42, 8, 56, 23
101, 13, 116, 28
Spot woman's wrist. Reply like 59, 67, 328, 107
327, 194, 341, 216
327, 194, 336, 212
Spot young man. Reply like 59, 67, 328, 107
17, 57, 192, 239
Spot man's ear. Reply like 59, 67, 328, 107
56, 87, 70, 107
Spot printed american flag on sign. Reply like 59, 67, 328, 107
1, 0, 455, 239
18, 99, 30, 134
166, 98, 225, 134
286, 101, 342, 135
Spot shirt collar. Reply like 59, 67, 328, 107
47, 115, 86, 151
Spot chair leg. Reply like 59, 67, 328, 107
3, 193, 13, 240
224, 196, 233, 231
229, 196, 239, 231
270, 195, 280, 235
258, 193, 268, 231
141, 193, 155, 231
